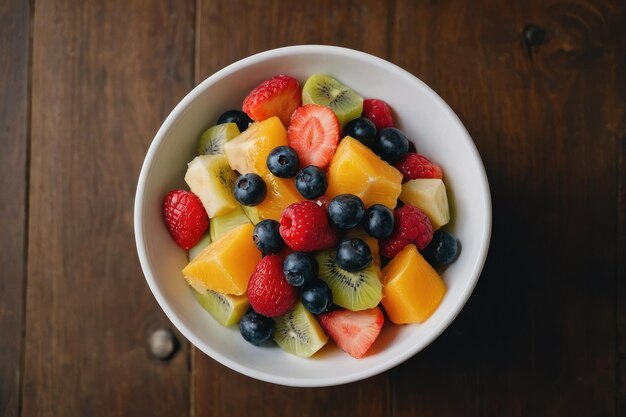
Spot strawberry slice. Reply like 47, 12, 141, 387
287, 104, 340, 169
242, 74, 301, 127
318, 306, 384, 359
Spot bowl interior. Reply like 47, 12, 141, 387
135, 45, 491, 387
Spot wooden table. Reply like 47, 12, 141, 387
2, 0, 624, 415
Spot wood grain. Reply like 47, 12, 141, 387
0, 0, 30, 416
21, 0, 195, 415
390, 0, 625, 416
193, 1, 393, 416
7, 0, 624, 415
196, 0, 392, 81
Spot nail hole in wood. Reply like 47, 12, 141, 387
148, 328, 179, 361
523, 24, 547, 47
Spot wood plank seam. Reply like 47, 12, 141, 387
17, 0, 35, 416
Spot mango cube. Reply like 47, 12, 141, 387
326, 137, 403, 208
182, 223, 261, 295
224, 117, 302, 221
381, 244, 446, 324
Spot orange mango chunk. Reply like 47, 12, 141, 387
182, 223, 261, 295
224, 117, 302, 221
381, 244, 446, 324
256, 174, 302, 221
326, 136, 403, 208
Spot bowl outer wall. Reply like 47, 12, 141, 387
134, 45, 492, 387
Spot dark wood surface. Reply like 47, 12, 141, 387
1, 0, 624, 416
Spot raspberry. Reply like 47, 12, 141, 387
395, 152, 443, 182
247, 255, 297, 318
162, 190, 209, 250
380, 205, 433, 258
279, 201, 339, 252
362, 99, 394, 131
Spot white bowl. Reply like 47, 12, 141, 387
134, 45, 491, 387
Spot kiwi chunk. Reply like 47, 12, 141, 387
315, 250, 382, 311
197, 123, 240, 155
273, 302, 328, 358
193, 288, 249, 326
188, 233, 212, 261
209, 205, 252, 241
302, 74, 363, 127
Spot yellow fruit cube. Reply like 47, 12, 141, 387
182, 223, 261, 295
224, 117, 302, 221
381, 244, 446, 324
326, 137, 403, 208
400, 178, 450, 230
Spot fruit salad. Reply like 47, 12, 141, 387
161, 74, 460, 359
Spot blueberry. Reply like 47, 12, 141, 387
234, 173, 266, 206
422, 230, 459, 266
239, 310, 274, 346
267, 146, 300, 178
283, 252, 319, 287
300, 279, 333, 314
253, 219, 284, 254
341, 117, 376, 148
216, 110, 253, 132
375, 127, 409, 164
336, 238, 372, 272
327, 194, 365, 229
295, 166, 327, 199
342, 117, 377, 149
363, 204, 394, 238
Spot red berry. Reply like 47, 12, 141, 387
395, 152, 443, 182
380, 205, 433, 258
287, 104, 340, 169
242, 74, 301, 127
247, 255, 297, 318
279, 201, 339, 252
318, 307, 384, 359
162, 190, 209, 250
362, 99, 393, 131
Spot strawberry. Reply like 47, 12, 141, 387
242, 74, 301, 127
162, 190, 209, 250
279, 201, 338, 252
380, 204, 433, 258
247, 255, 297, 318
318, 307, 384, 359
287, 104, 340, 169
362, 99, 393, 131
395, 152, 443, 182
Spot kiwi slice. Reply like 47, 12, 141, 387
315, 250, 383, 311
188, 233, 212, 260
302, 74, 364, 126
193, 288, 249, 326
273, 302, 328, 358
184, 154, 239, 218
197, 123, 240, 155
209, 205, 252, 241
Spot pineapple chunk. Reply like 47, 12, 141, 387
184, 155, 238, 218
399, 178, 450, 229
